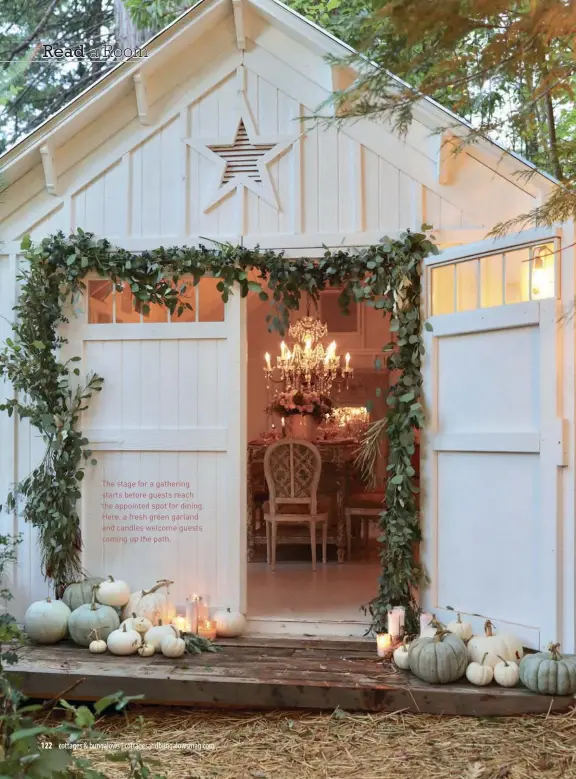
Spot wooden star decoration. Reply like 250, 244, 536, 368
184, 111, 300, 213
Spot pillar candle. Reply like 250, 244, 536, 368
173, 616, 187, 634
387, 609, 402, 639
392, 606, 406, 635
419, 612, 435, 637
197, 620, 217, 641
197, 596, 209, 623
186, 595, 198, 634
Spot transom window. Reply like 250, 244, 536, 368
430, 241, 556, 316
87, 276, 225, 324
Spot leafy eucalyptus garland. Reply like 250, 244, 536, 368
0, 227, 437, 633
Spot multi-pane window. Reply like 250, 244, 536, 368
87, 276, 225, 323
430, 242, 556, 316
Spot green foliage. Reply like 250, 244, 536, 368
0, 227, 436, 630
0, 679, 165, 778
327, 0, 576, 228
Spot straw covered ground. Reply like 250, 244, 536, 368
71, 705, 576, 779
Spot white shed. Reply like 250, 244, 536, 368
1, 0, 574, 650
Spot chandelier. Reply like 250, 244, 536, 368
264, 316, 352, 395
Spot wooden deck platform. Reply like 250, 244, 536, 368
7, 636, 574, 716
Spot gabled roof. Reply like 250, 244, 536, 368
0, 0, 556, 193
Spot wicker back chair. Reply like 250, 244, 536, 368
263, 439, 329, 570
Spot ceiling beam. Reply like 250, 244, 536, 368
39, 143, 59, 195
133, 72, 151, 125
232, 0, 246, 50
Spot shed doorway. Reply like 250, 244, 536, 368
244, 279, 392, 637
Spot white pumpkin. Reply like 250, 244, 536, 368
96, 576, 131, 608
498, 633, 524, 663
120, 612, 153, 635
467, 620, 510, 669
393, 637, 411, 670
24, 597, 71, 644
121, 579, 176, 624
138, 641, 155, 657
107, 623, 142, 656
494, 657, 520, 688
465, 653, 494, 686
144, 620, 179, 650
160, 627, 186, 658
213, 608, 246, 638
447, 613, 473, 642
88, 629, 107, 654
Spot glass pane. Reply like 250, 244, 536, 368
88, 280, 113, 323
456, 260, 478, 312
198, 277, 225, 322
530, 243, 555, 300
143, 302, 168, 323
431, 264, 455, 315
480, 254, 503, 308
320, 291, 358, 331
115, 284, 141, 323
504, 248, 530, 304
171, 277, 196, 322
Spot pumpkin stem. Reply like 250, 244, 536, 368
484, 620, 494, 637
169, 625, 179, 637
548, 642, 562, 660
142, 580, 174, 597
497, 655, 509, 667
433, 629, 452, 642
107, 575, 115, 582
89, 629, 100, 640
122, 623, 127, 632
481, 652, 489, 666
431, 616, 445, 632
46, 596, 52, 603
90, 588, 98, 610
401, 635, 410, 652
457, 613, 462, 624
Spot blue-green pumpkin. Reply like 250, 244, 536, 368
62, 577, 104, 611
519, 644, 576, 696
68, 593, 120, 646
408, 630, 468, 684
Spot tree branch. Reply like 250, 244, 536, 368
5, 0, 60, 65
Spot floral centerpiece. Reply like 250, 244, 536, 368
268, 390, 333, 441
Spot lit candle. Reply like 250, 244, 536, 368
265, 352, 271, 371
197, 620, 217, 641
281, 416, 285, 431
376, 633, 392, 658
345, 352, 350, 368
174, 615, 187, 633
186, 594, 199, 634
280, 341, 286, 358
387, 609, 402, 639
419, 612, 435, 637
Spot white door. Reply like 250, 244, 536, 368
62, 277, 246, 613
421, 228, 564, 649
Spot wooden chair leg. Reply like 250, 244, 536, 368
271, 522, 277, 571
345, 510, 352, 561
265, 520, 270, 565
322, 521, 327, 564
310, 521, 317, 571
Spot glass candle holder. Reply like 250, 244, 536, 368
197, 620, 217, 641
376, 633, 392, 658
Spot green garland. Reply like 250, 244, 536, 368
0, 227, 437, 632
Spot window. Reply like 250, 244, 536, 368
430, 241, 556, 316
87, 276, 225, 323
319, 290, 359, 332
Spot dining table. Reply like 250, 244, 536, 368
247, 437, 359, 563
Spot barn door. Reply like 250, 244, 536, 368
421, 229, 564, 649
61, 277, 247, 613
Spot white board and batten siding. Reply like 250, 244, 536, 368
57, 282, 247, 614
422, 228, 576, 651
